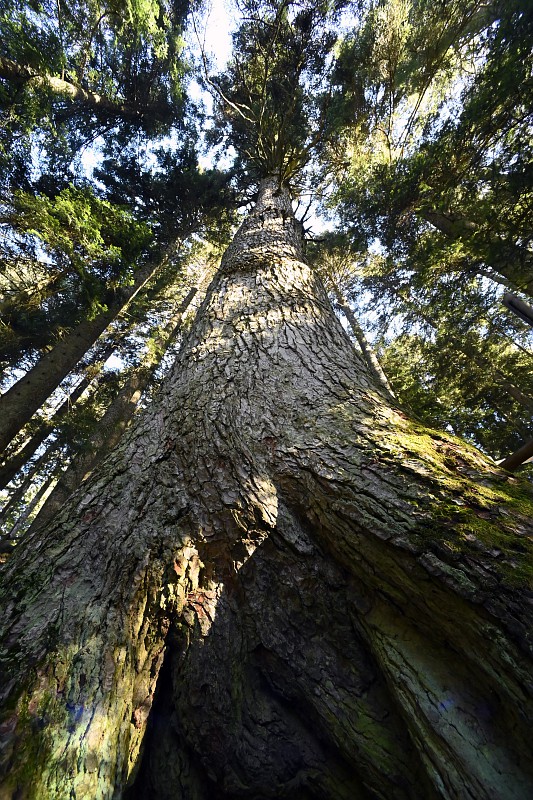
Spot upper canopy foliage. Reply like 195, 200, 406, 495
309, 0, 532, 463
202, 0, 341, 185
0, 0, 238, 372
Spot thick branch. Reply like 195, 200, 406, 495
0, 55, 175, 121
419, 207, 533, 298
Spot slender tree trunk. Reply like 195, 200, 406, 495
0, 244, 180, 454
29, 288, 197, 533
1, 179, 532, 800
475, 266, 515, 292
0, 443, 60, 531
0, 338, 118, 490
1, 471, 57, 545
502, 292, 533, 328
505, 382, 533, 414
394, 288, 533, 417
332, 287, 396, 402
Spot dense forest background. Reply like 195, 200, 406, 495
0, 0, 531, 542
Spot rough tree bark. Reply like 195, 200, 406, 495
0, 179, 532, 800
29, 287, 197, 534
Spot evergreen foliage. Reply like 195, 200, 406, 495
204, 0, 339, 185
0, 4, 533, 798
321, 0, 533, 464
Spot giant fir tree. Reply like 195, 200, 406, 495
1, 1, 533, 798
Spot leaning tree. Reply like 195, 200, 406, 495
1, 1, 532, 798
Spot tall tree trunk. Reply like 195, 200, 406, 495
29, 288, 197, 533
0, 244, 180, 454
1, 178, 532, 800
1, 470, 57, 546
0, 338, 118, 491
332, 287, 396, 403
499, 438, 533, 471
0, 442, 60, 531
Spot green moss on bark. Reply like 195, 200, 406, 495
382, 416, 533, 589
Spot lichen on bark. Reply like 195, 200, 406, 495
1, 177, 532, 800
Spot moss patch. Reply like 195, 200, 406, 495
382, 415, 533, 589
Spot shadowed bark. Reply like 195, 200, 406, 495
0, 179, 532, 799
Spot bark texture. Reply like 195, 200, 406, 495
0, 179, 533, 800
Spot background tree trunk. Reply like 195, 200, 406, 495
0, 244, 180, 454
2, 470, 57, 544
0, 338, 118, 491
0, 179, 532, 800
419, 208, 533, 299
0, 56, 175, 122
0, 443, 60, 533
333, 287, 396, 402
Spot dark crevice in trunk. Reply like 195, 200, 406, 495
128, 508, 437, 799
126, 553, 381, 800
124, 626, 213, 800
126, 623, 331, 800
247, 644, 378, 800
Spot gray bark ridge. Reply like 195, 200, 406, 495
0, 178, 532, 800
